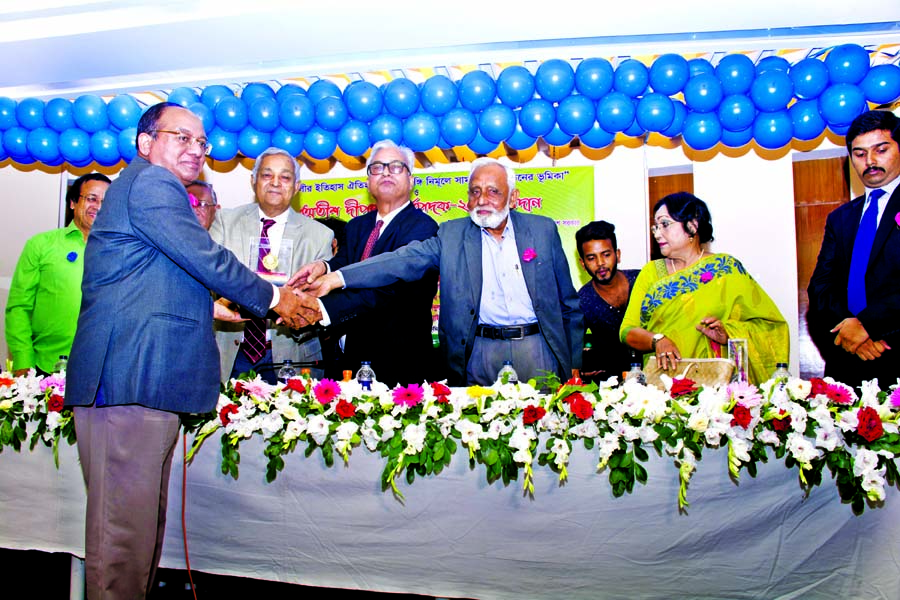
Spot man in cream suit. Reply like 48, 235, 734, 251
210, 147, 333, 383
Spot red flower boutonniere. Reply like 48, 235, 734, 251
522, 248, 537, 262
895, 212, 900, 229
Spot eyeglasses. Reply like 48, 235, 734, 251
151, 129, 212, 155
367, 160, 409, 176
188, 193, 217, 208
650, 219, 676, 234
468, 186, 505, 202
79, 194, 103, 205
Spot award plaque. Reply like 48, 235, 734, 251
250, 238, 293, 286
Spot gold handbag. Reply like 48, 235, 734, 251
643, 357, 734, 388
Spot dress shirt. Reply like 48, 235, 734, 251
478, 218, 538, 326
861, 177, 900, 227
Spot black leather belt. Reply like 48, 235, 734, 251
475, 323, 540, 340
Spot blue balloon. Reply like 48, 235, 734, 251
478, 104, 516, 143
241, 83, 275, 106
789, 99, 826, 141
614, 59, 650, 98
468, 131, 498, 154
683, 74, 723, 113
168, 87, 199, 108
828, 122, 851, 135
275, 84, 306, 103
750, 70, 794, 112
271, 127, 304, 156
43, 155, 66, 167
16, 98, 45, 130
720, 126, 754, 148
440, 108, 477, 146
107, 95, 141, 130
214, 96, 248, 132
207, 127, 238, 161
825, 44, 870, 85
649, 54, 690, 95
518, 99, 555, 138
237, 126, 271, 158
403, 112, 440, 151
314, 96, 348, 132
44, 98, 74, 132
636, 93, 675, 132
535, 59, 575, 102
118, 127, 137, 161
623, 106, 646, 137
59, 129, 91, 164
660, 100, 687, 137
575, 57, 614, 100
543, 124, 574, 146
337, 120, 370, 156
437, 135, 453, 150
368, 114, 403, 144
860, 64, 900, 105
688, 58, 715, 78
383, 78, 420, 118
10, 154, 35, 165
188, 102, 215, 134
27, 127, 59, 162
557, 95, 596, 135
753, 110, 793, 149
343, 81, 383, 122
579, 120, 615, 149
717, 94, 756, 131
790, 58, 830, 100
756, 55, 791, 75
420, 75, 458, 116
90, 130, 120, 166
306, 80, 343, 106
506, 120, 537, 150
279, 95, 315, 133
497, 66, 536, 107
0, 97, 17, 130
818, 83, 867, 126
304, 126, 337, 159
597, 92, 635, 132
458, 70, 496, 112
682, 112, 722, 150
248, 97, 279, 132
200, 85, 234, 109
2, 126, 28, 157
716, 54, 755, 95
73, 95, 109, 133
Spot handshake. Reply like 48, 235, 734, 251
216, 261, 345, 329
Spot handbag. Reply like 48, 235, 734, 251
643, 356, 734, 388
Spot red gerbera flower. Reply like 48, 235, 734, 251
313, 379, 341, 405
393, 383, 424, 407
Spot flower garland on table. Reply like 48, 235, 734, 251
3, 366, 900, 514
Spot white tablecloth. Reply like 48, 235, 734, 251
2, 432, 899, 599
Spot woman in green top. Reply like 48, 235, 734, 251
620, 192, 789, 385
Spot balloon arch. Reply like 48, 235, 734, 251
1, 43, 899, 168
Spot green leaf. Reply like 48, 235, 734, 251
634, 445, 649, 462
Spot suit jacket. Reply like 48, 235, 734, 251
209, 203, 333, 382
339, 211, 584, 386
65, 156, 273, 413
807, 186, 900, 386
322, 203, 439, 386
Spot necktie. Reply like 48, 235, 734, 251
242, 218, 277, 363
847, 188, 885, 315
360, 219, 383, 261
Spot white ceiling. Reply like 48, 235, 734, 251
1, 0, 899, 99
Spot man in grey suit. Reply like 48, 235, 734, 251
210, 147, 333, 383
303, 157, 583, 386
65, 103, 311, 600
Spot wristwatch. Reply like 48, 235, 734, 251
651, 333, 665, 351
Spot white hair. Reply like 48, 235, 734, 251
367, 139, 415, 173
251, 147, 301, 184
470, 157, 516, 190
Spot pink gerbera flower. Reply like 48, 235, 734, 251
727, 381, 762, 407
824, 383, 854, 405
393, 383, 424, 407
890, 387, 900, 408
313, 379, 341, 404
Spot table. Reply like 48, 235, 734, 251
2, 431, 899, 599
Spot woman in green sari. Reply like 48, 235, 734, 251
620, 192, 789, 385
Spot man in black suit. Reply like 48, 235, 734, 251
295, 140, 438, 385
808, 110, 900, 388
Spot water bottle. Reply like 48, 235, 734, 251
771, 362, 790, 391
356, 361, 376, 391
53, 354, 68, 373
277, 359, 297, 384
625, 362, 646, 385
497, 360, 518, 385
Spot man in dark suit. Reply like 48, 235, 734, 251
302, 157, 583, 386
808, 109, 900, 388
294, 140, 438, 385
65, 103, 310, 600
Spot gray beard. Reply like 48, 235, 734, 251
469, 204, 509, 229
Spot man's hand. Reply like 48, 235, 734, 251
854, 338, 890, 361
286, 261, 327, 288
273, 287, 322, 329
831, 317, 870, 353
303, 272, 343, 298
213, 298, 248, 323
